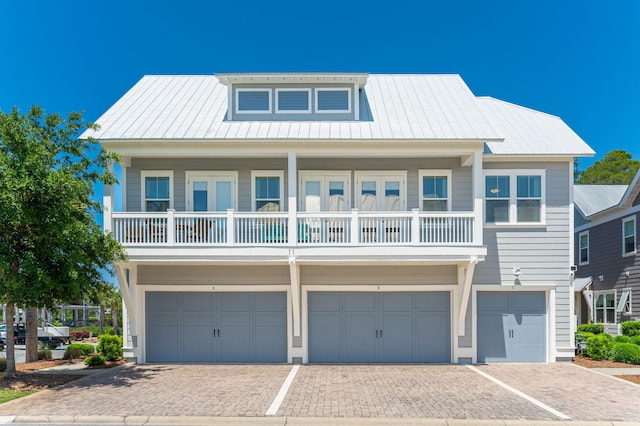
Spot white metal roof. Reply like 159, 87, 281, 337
81, 73, 593, 156
574, 184, 628, 217
573, 276, 592, 292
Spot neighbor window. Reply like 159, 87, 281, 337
484, 171, 545, 224
315, 88, 351, 113
276, 89, 311, 113
141, 171, 173, 212
622, 216, 636, 256
579, 231, 589, 265
595, 291, 616, 324
236, 89, 272, 113
420, 170, 451, 211
252, 171, 284, 212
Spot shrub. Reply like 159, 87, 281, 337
69, 330, 91, 341
621, 321, 640, 337
630, 335, 640, 346
608, 342, 640, 364
577, 323, 604, 334
586, 333, 613, 360
96, 334, 123, 361
84, 355, 106, 366
615, 335, 630, 343
37, 349, 52, 360
0, 358, 6, 372
63, 343, 96, 360
575, 332, 595, 354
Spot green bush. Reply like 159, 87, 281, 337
73, 325, 101, 337
621, 321, 640, 337
63, 343, 95, 360
608, 342, 640, 364
615, 335, 630, 343
630, 335, 640, 346
84, 355, 106, 366
577, 323, 604, 334
37, 349, 52, 360
576, 331, 595, 341
96, 334, 123, 361
587, 333, 613, 360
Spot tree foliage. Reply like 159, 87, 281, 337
576, 150, 640, 185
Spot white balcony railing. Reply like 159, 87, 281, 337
111, 209, 476, 247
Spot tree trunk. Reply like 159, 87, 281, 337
25, 306, 38, 362
99, 305, 104, 336
5, 304, 16, 377
112, 306, 119, 335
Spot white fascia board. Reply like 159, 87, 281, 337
575, 204, 640, 232
215, 73, 370, 87
483, 155, 582, 163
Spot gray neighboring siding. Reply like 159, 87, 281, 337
574, 206, 589, 228
127, 157, 472, 213
300, 265, 457, 286
137, 265, 290, 286
574, 211, 640, 322
635, 192, 640, 207
473, 162, 572, 348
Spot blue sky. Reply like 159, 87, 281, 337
2, 1, 639, 170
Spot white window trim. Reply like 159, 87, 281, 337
578, 230, 589, 266
141, 170, 174, 212
275, 88, 312, 114
235, 88, 272, 114
594, 290, 617, 324
184, 171, 239, 211
617, 289, 632, 315
354, 171, 407, 211
251, 170, 285, 212
483, 169, 546, 225
419, 169, 452, 212
622, 215, 637, 256
314, 87, 352, 114
298, 171, 352, 211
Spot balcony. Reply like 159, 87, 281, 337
111, 209, 478, 247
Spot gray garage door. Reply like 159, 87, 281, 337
146, 292, 287, 363
309, 292, 450, 363
477, 291, 546, 363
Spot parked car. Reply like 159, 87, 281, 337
0, 324, 26, 345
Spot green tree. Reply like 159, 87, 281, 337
86, 282, 121, 335
0, 106, 125, 375
577, 150, 640, 184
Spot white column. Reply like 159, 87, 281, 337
472, 151, 483, 245
288, 152, 297, 245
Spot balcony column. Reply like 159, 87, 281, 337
472, 150, 483, 245
103, 159, 114, 233
288, 152, 297, 245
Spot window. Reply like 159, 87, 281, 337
484, 171, 545, 224
186, 172, 238, 212
595, 291, 616, 323
354, 172, 406, 211
420, 170, 451, 211
299, 172, 350, 211
315, 88, 351, 113
578, 231, 589, 265
141, 171, 173, 212
622, 216, 636, 256
236, 89, 271, 114
276, 89, 311, 113
252, 171, 284, 212
617, 289, 631, 315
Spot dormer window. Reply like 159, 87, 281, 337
315, 88, 351, 113
276, 89, 311, 113
236, 88, 271, 114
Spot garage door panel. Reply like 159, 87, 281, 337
381, 313, 413, 362
147, 292, 179, 311
345, 293, 376, 311
512, 293, 545, 313
182, 293, 213, 311
309, 313, 341, 362
416, 292, 450, 312
309, 293, 340, 312
416, 311, 451, 363
382, 293, 413, 311
256, 292, 287, 311
345, 312, 377, 363
477, 312, 508, 362
147, 323, 179, 363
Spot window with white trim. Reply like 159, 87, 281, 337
617, 289, 631, 316
236, 88, 272, 114
419, 170, 451, 211
276, 89, 311, 113
354, 172, 406, 211
315, 88, 351, 113
622, 216, 636, 256
579, 230, 589, 265
484, 171, 545, 224
595, 291, 616, 324
252, 171, 284, 212
141, 171, 173, 212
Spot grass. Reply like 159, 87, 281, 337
0, 389, 34, 403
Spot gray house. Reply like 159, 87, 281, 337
574, 170, 640, 330
83, 73, 593, 364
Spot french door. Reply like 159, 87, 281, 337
186, 173, 237, 212
355, 173, 406, 211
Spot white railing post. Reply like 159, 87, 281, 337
167, 209, 175, 246
351, 209, 359, 245
411, 208, 420, 245
227, 209, 235, 246
288, 152, 297, 246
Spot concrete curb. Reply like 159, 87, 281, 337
569, 362, 640, 388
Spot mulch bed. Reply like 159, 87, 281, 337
573, 356, 640, 385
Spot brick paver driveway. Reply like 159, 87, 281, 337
0, 363, 638, 421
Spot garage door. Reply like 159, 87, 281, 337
477, 291, 546, 362
308, 292, 450, 363
146, 292, 287, 363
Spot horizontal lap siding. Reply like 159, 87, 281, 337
137, 265, 290, 286
301, 265, 457, 286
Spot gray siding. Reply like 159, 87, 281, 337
301, 265, 457, 286
574, 211, 640, 322
574, 206, 589, 228
473, 162, 572, 348
137, 265, 290, 286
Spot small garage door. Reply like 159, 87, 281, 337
308, 292, 450, 363
146, 292, 287, 363
477, 291, 546, 363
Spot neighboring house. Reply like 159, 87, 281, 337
82, 73, 593, 364
574, 170, 640, 332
